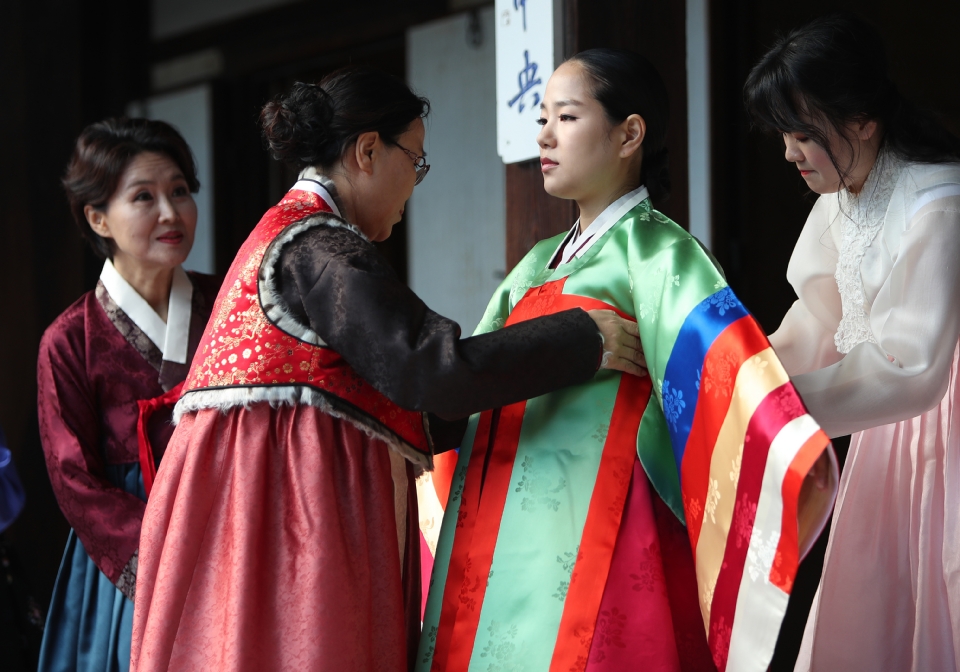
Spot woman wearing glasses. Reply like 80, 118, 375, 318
131, 67, 645, 672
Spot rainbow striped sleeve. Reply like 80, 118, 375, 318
633, 234, 836, 672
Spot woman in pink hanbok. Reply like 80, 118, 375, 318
745, 13, 960, 672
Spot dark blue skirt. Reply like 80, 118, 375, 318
38, 464, 145, 672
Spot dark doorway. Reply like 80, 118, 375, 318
211, 35, 413, 281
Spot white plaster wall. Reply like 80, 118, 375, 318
130, 85, 215, 274
152, 0, 297, 40
406, 8, 506, 336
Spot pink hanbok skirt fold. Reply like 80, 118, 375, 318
586, 459, 716, 672
131, 403, 421, 672
797, 344, 960, 672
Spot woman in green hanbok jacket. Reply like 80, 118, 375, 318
419, 49, 836, 672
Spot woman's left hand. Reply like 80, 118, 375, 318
588, 309, 647, 377
804, 450, 833, 491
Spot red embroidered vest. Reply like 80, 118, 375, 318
181, 187, 432, 466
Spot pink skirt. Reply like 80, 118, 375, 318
131, 403, 421, 672
796, 344, 960, 671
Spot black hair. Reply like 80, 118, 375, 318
567, 48, 671, 202
744, 12, 960, 184
62, 117, 200, 259
261, 66, 431, 168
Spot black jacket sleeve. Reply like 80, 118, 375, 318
425, 414, 469, 453
275, 224, 603, 420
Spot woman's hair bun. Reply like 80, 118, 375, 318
261, 82, 338, 166
261, 67, 430, 170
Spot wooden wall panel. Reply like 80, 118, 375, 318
505, 161, 578, 270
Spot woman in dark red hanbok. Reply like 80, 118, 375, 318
131, 69, 646, 672
36, 119, 220, 672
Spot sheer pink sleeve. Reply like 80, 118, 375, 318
790, 197, 960, 437
769, 195, 845, 376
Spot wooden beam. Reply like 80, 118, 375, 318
150, 0, 449, 80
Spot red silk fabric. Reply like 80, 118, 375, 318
438, 403, 528, 670
181, 188, 430, 456
680, 316, 768, 552
137, 382, 184, 497
706, 384, 807, 668
580, 458, 717, 671
431, 452, 458, 510
549, 372, 651, 671
431, 278, 707, 671
132, 403, 422, 672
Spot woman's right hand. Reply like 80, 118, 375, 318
587, 309, 647, 377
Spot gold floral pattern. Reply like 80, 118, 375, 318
729, 447, 743, 484
705, 477, 721, 524
181, 189, 429, 452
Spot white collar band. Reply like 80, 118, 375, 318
164, 267, 193, 364
550, 185, 651, 267
295, 167, 342, 217
99, 260, 194, 363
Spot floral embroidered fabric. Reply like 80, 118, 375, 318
773, 154, 960, 671
833, 151, 906, 354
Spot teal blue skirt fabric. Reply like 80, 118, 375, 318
38, 463, 145, 672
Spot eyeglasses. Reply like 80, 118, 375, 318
394, 142, 430, 185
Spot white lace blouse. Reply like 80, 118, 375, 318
769, 153, 960, 438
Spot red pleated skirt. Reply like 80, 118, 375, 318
131, 403, 421, 672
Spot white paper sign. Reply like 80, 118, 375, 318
495, 0, 555, 164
